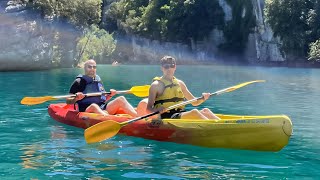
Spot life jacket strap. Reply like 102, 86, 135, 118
154, 97, 185, 106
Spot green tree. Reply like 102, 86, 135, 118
164, 0, 224, 44
106, 0, 148, 34
264, 0, 313, 59
76, 25, 116, 66
105, 0, 224, 45
308, 39, 320, 61
220, 0, 256, 54
32, 0, 102, 27
306, 0, 320, 46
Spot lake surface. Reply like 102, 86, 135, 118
1, 64, 319, 179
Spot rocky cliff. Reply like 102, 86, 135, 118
246, 0, 284, 62
0, 0, 285, 71
117, 0, 285, 65
0, 0, 78, 71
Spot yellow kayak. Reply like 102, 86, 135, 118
161, 114, 292, 152
49, 103, 292, 152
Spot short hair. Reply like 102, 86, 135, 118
160, 56, 176, 65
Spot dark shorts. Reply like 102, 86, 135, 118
160, 109, 185, 119
99, 103, 108, 110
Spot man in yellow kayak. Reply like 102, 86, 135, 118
66, 59, 138, 117
141, 55, 220, 120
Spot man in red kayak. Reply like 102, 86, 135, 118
142, 55, 220, 120
66, 59, 138, 117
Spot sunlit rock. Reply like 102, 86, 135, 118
0, 1, 79, 71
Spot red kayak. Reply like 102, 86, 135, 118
48, 103, 292, 152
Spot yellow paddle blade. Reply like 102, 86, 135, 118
84, 120, 121, 143
20, 96, 57, 105
218, 80, 265, 94
229, 80, 265, 92
129, 85, 150, 97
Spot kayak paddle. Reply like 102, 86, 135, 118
21, 85, 150, 105
84, 80, 265, 144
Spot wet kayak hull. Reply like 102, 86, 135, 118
48, 103, 292, 151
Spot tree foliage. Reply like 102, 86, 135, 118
221, 0, 256, 54
164, 0, 225, 43
265, 0, 320, 60
76, 25, 116, 66
32, 0, 102, 27
25, 0, 320, 64
106, 0, 224, 44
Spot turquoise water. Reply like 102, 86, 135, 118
1, 65, 319, 179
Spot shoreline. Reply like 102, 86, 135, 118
124, 60, 320, 69
1, 61, 320, 72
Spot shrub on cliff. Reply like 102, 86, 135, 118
75, 25, 116, 66
308, 39, 320, 62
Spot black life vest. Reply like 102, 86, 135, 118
76, 74, 106, 111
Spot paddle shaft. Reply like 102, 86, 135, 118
54, 85, 151, 99
162, 89, 235, 112
53, 89, 137, 99
55, 92, 111, 99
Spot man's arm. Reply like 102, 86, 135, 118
146, 81, 164, 113
179, 80, 205, 106
66, 78, 85, 104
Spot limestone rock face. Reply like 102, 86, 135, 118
209, 0, 285, 62
0, 0, 78, 71
246, 0, 285, 62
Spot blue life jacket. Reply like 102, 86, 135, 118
76, 74, 107, 111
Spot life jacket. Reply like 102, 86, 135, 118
153, 76, 185, 109
76, 74, 106, 111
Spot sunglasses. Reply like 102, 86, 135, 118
162, 63, 176, 69
87, 65, 97, 69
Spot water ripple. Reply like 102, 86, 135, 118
1, 66, 320, 179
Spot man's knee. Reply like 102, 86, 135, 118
190, 109, 201, 114
88, 103, 98, 108
86, 103, 99, 111
201, 108, 211, 113
184, 109, 202, 117
137, 98, 148, 116
112, 96, 126, 105
116, 96, 127, 103
138, 98, 148, 106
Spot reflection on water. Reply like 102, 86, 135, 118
20, 124, 158, 178
20, 125, 68, 170
50, 125, 67, 140
82, 140, 154, 171
20, 144, 44, 169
